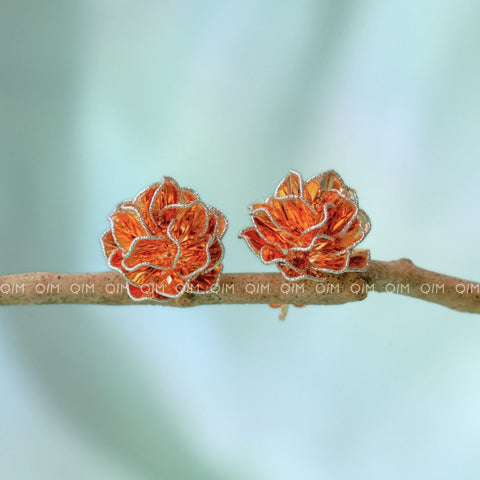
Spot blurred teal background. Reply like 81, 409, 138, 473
1, 1, 480, 479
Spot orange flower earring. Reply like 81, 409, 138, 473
239, 170, 371, 281
101, 177, 227, 302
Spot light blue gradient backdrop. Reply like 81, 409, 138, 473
1, 1, 480, 479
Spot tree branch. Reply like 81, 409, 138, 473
0, 259, 478, 313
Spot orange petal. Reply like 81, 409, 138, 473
239, 227, 268, 255
168, 202, 208, 242
285, 250, 310, 272
122, 264, 167, 287
122, 237, 178, 270
309, 218, 364, 257
176, 235, 209, 277
252, 209, 294, 249
151, 205, 183, 235
266, 197, 318, 238
126, 270, 186, 298
306, 235, 339, 257
303, 174, 329, 206
206, 207, 227, 238
304, 170, 356, 207
357, 209, 371, 236
108, 249, 124, 271
180, 187, 199, 203
150, 178, 181, 224
317, 170, 345, 191
134, 183, 160, 233
154, 270, 187, 296
348, 249, 370, 271
308, 251, 349, 272
127, 283, 169, 302
261, 244, 284, 263
207, 239, 224, 266
189, 239, 223, 281
101, 230, 117, 259
338, 217, 364, 249
110, 206, 148, 252
215, 210, 228, 237
189, 263, 222, 292
320, 190, 357, 236
275, 170, 303, 197
277, 263, 306, 281
297, 217, 330, 247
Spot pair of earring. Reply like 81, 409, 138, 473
101, 170, 371, 302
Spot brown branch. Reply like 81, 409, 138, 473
0, 259, 478, 313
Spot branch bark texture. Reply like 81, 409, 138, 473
0, 259, 478, 313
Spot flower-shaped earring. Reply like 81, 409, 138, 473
101, 177, 227, 302
239, 170, 371, 281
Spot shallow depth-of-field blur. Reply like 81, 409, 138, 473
1, 1, 480, 479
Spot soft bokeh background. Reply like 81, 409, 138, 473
1, 1, 480, 479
